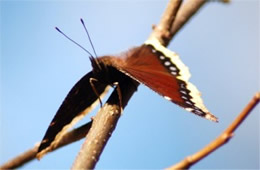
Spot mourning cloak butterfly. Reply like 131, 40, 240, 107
36, 37, 217, 159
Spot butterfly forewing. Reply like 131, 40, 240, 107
107, 39, 217, 122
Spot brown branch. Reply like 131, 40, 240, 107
170, 0, 206, 43
0, 122, 92, 169
149, 0, 230, 46
72, 75, 139, 169
167, 92, 260, 170
0, 144, 39, 170
148, 0, 182, 46
170, 0, 230, 42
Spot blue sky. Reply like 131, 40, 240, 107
1, 0, 259, 169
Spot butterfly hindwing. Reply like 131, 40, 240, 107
37, 71, 109, 159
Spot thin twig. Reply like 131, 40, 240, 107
0, 122, 92, 169
170, 0, 230, 41
0, 144, 39, 170
148, 0, 182, 46
170, 0, 206, 42
167, 92, 260, 170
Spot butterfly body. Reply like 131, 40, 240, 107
37, 39, 217, 159
37, 59, 132, 159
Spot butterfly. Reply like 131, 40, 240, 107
36, 22, 217, 159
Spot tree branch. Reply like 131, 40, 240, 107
169, 0, 206, 43
167, 92, 260, 170
0, 144, 39, 170
148, 0, 182, 46
72, 74, 139, 169
0, 122, 92, 169
169, 0, 230, 42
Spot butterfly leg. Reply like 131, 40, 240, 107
90, 77, 103, 107
113, 82, 123, 114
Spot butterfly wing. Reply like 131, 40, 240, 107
112, 39, 217, 122
37, 71, 109, 159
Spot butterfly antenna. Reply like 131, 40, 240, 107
80, 18, 98, 57
55, 27, 93, 57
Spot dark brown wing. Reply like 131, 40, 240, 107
109, 39, 217, 122
37, 71, 109, 159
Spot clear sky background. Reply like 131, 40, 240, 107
1, 0, 259, 169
